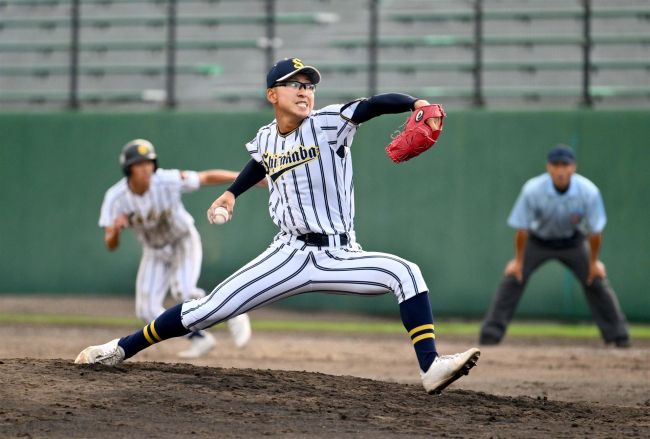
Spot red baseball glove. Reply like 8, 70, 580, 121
385, 104, 446, 163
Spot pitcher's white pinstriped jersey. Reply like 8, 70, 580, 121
247, 102, 360, 236
99, 169, 200, 249
180, 102, 429, 332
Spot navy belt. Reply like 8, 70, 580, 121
297, 233, 348, 247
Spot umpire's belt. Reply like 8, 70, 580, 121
297, 233, 349, 247
529, 232, 583, 249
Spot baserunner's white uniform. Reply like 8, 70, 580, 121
180, 102, 428, 331
100, 169, 205, 322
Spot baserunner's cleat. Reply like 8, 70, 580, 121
227, 313, 252, 348
178, 331, 217, 359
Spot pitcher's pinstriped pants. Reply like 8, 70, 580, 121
180, 234, 428, 332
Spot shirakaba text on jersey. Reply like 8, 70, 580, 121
263, 144, 320, 181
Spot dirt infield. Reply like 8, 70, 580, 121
1, 296, 649, 438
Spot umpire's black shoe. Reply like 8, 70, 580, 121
613, 337, 631, 348
478, 335, 501, 346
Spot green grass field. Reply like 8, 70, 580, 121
1, 313, 649, 339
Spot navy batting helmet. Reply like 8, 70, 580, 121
119, 139, 158, 176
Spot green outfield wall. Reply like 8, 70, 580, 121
1, 110, 648, 322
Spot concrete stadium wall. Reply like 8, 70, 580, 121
1, 109, 648, 321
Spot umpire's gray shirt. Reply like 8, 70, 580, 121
507, 173, 607, 240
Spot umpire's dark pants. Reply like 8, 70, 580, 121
480, 237, 629, 344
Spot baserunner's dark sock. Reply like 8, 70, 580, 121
118, 304, 190, 359
188, 331, 204, 339
399, 292, 438, 372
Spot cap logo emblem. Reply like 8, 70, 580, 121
292, 58, 304, 69
137, 144, 149, 155
415, 110, 424, 122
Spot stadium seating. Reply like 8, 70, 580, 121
331, 35, 650, 49
0, 12, 338, 29
0, 0, 648, 110
388, 7, 650, 23
0, 63, 224, 77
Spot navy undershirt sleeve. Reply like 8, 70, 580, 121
350, 93, 418, 124
227, 159, 267, 198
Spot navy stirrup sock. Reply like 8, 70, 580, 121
399, 292, 438, 373
118, 304, 190, 359
188, 331, 204, 339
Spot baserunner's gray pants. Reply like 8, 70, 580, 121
480, 238, 629, 344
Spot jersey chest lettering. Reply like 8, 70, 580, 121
129, 209, 172, 227
125, 188, 175, 228
263, 144, 320, 182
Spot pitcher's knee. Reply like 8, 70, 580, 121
395, 260, 428, 302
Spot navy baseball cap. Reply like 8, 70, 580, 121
266, 57, 321, 88
547, 144, 576, 164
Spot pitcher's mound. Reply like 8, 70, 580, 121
1, 359, 646, 438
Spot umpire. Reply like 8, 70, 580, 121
480, 145, 630, 347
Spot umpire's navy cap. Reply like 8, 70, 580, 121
266, 57, 321, 88
547, 144, 576, 164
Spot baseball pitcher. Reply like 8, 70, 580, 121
78, 59, 479, 395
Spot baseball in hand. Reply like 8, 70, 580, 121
211, 206, 230, 225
